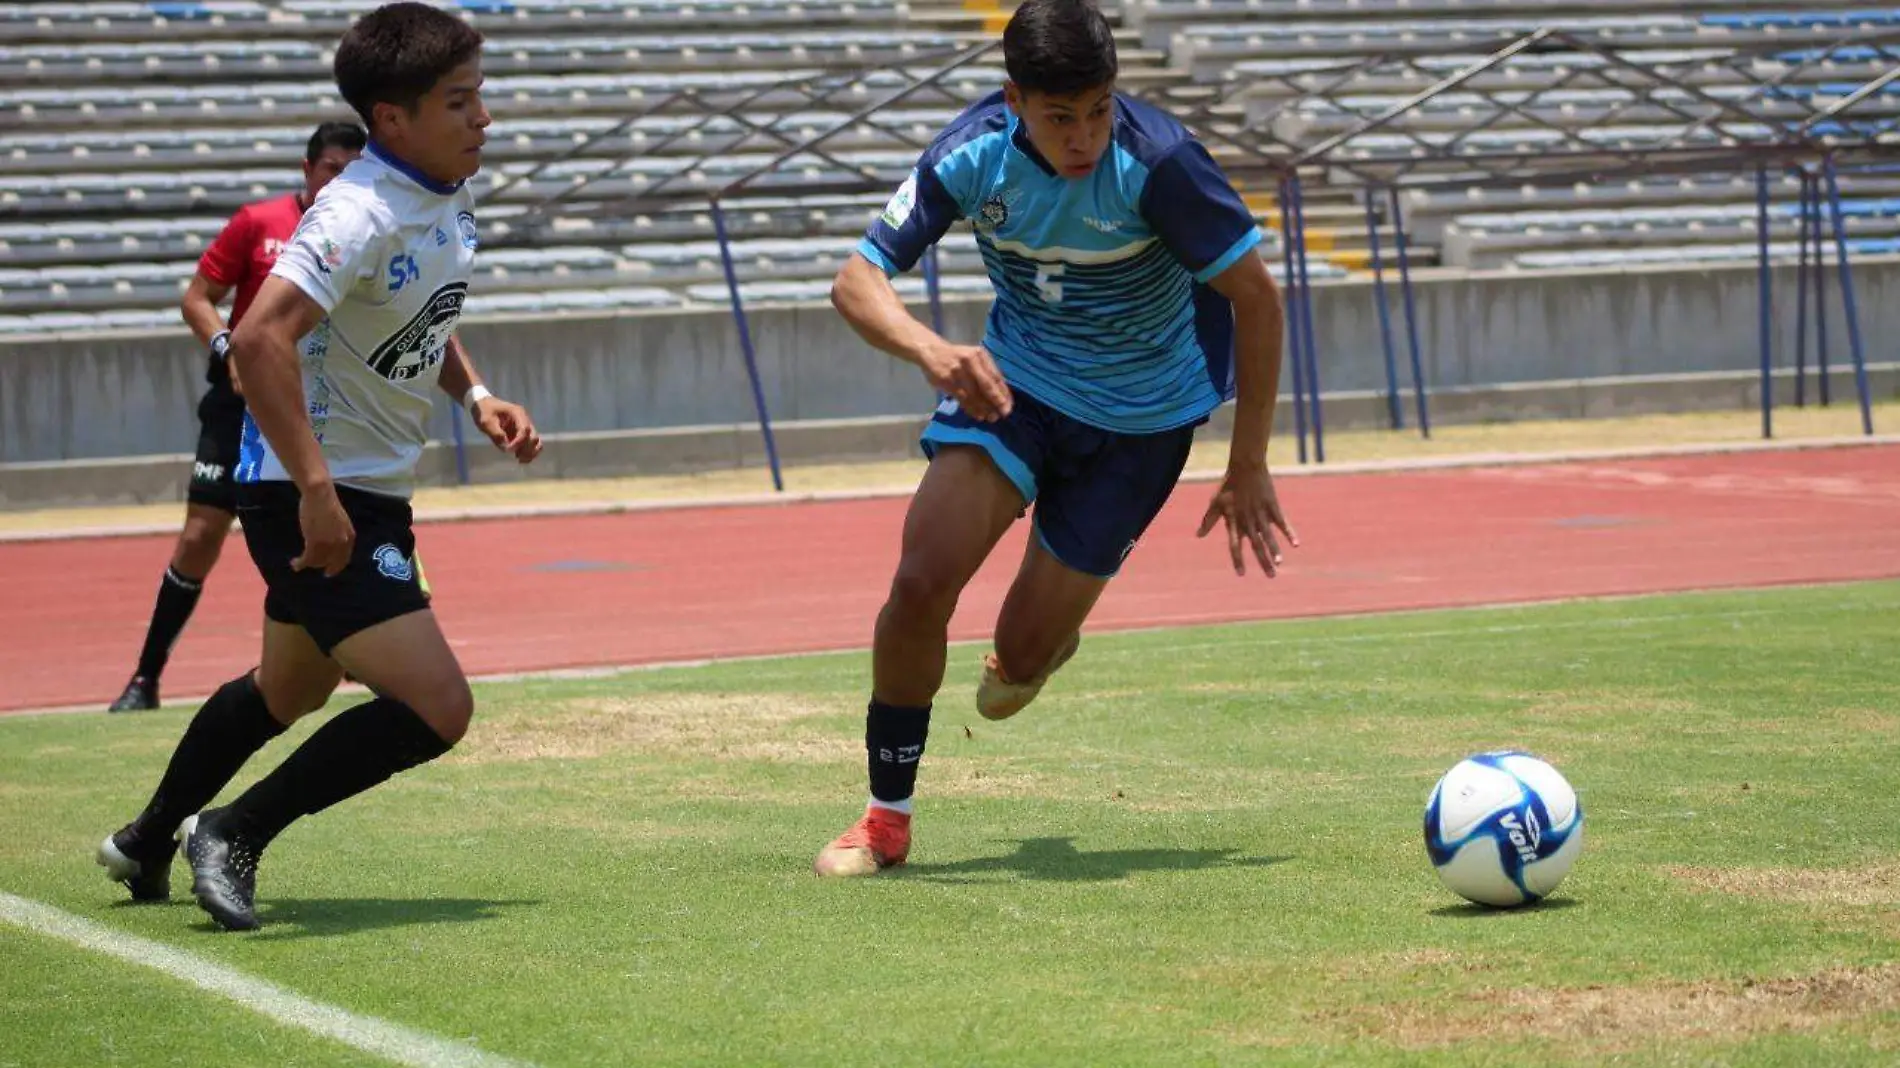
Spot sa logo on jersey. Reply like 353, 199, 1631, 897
386, 253, 420, 293
367, 282, 467, 382
457, 211, 479, 250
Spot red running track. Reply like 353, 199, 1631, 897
4, 444, 1898, 713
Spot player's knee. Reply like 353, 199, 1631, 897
992, 638, 1046, 684
885, 562, 963, 623
175, 527, 226, 572
256, 672, 336, 722
993, 630, 1070, 684
414, 680, 474, 746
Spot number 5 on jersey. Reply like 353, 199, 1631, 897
1035, 263, 1064, 304
387, 253, 420, 293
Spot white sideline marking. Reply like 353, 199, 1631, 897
0, 891, 535, 1068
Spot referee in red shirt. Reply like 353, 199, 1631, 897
109, 121, 367, 712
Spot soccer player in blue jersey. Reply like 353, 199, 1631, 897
813, 0, 1298, 877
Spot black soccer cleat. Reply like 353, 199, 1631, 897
96, 824, 177, 902
108, 676, 159, 713
180, 809, 264, 932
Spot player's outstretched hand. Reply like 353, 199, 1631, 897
292, 483, 356, 578
921, 343, 1013, 422
474, 396, 544, 464
1196, 461, 1299, 578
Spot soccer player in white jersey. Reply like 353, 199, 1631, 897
95, 1, 541, 931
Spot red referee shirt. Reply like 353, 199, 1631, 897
195, 191, 308, 327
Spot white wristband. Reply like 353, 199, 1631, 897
462, 384, 493, 418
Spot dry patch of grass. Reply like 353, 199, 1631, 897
456, 693, 847, 765
1668, 864, 1900, 907
921, 757, 1064, 800
1325, 963, 1900, 1051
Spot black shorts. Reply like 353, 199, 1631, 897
187, 385, 246, 513
237, 481, 431, 656
918, 390, 1197, 578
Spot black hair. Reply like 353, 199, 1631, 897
1002, 0, 1118, 97
304, 120, 367, 163
332, 1, 484, 125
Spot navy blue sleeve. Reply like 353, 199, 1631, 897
1139, 142, 1265, 284
856, 162, 964, 277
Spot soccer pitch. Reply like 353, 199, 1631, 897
4, 582, 1898, 1067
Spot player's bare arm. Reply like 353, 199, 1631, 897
831, 254, 1013, 422
437, 334, 542, 463
1195, 249, 1300, 578
181, 273, 240, 392
230, 275, 353, 577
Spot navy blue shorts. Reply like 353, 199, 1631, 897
919, 391, 1197, 577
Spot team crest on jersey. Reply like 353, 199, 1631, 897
366, 281, 467, 382
371, 544, 415, 582
978, 187, 1023, 231
457, 211, 479, 250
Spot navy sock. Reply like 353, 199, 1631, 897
866, 698, 930, 804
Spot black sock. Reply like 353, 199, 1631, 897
132, 673, 284, 843
134, 566, 205, 681
866, 698, 930, 805
222, 697, 452, 846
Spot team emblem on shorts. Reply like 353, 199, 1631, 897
457, 211, 479, 250
372, 544, 415, 582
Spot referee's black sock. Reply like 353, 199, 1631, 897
134, 565, 205, 682
131, 673, 285, 842
221, 697, 452, 847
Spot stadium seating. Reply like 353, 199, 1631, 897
0, 0, 1895, 333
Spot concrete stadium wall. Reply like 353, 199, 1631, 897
4, 257, 1899, 504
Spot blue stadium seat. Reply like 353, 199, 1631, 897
1705, 9, 1900, 29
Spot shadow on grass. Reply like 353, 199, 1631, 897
900, 836, 1292, 883
183, 897, 541, 938
1428, 897, 1583, 919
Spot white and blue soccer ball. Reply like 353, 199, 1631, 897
1423, 751, 1584, 908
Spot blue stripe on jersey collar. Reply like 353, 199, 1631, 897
366, 141, 463, 196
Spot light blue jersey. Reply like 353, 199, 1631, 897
858, 90, 1264, 434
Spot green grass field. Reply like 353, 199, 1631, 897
4, 582, 1899, 1067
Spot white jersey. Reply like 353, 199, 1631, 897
235, 144, 479, 499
